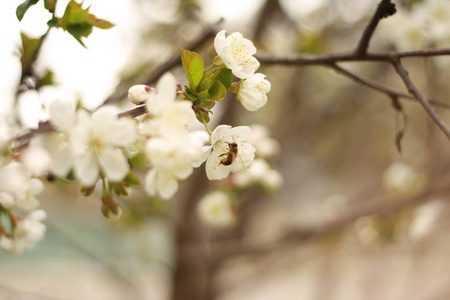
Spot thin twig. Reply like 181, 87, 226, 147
328, 63, 450, 108
355, 0, 395, 56
391, 59, 450, 141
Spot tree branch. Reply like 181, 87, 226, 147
355, 0, 396, 56
328, 63, 450, 109
391, 59, 450, 141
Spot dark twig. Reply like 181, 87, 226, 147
391, 59, 450, 141
103, 18, 224, 105
355, 0, 396, 56
328, 63, 450, 109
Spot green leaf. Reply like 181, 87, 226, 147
123, 172, 141, 186
20, 32, 41, 72
200, 99, 215, 109
16, 0, 40, 21
192, 99, 201, 106
208, 81, 227, 100
214, 68, 233, 89
58, 0, 115, 47
196, 109, 210, 124
181, 49, 204, 91
185, 87, 196, 101
198, 76, 213, 93
44, 0, 57, 12
86, 14, 114, 29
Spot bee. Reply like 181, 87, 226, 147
218, 141, 239, 166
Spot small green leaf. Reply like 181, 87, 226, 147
86, 14, 114, 29
196, 109, 210, 124
44, 0, 57, 12
123, 172, 141, 186
214, 68, 233, 89
198, 76, 214, 93
181, 49, 204, 91
20, 32, 41, 72
185, 87, 196, 101
208, 81, 227, 100
192, 99, 201, 106
200, 99, 215, 109
16, 0, 40, 21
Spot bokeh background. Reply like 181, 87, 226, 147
3, 0, 450, 299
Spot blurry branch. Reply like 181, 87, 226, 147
355, 0, 396, 56
256, 48, 450, 65
103, 18, 224, 105
182, 175, 450, 264
391, 59, 450, 141
328, 64, 450, 109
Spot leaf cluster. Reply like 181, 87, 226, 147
181, 49, 232, 123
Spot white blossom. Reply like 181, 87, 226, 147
197, 191, 235, 228
70, 107, 137, 186
0, 209, 46, 255
0, 161, 43, 210
21, 145, 52, 176
247, 124, 280, 158
140, 73, 196, 137
195, 125, 255, 180
232, 159, 283, 191
408, 200, 443, 241
145, 130, 208, 199
382, 162, 427, 196
214, 30, 260, 79
237, 73, 271, 111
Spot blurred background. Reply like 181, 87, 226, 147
3, 0, 450, 299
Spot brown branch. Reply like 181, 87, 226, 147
103, 18, 224, 105
256, 48, 450, 66
391, 59, 450, 141
328, 63, 450, 109
355, 0, 396, 56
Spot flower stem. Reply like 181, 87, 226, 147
205, 64, 216, 75
199, 114, 212, 135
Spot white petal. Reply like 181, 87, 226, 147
231, 126, 252, 142
102, 117, 138, 147
211, 125, 231, 144
157, 170, 178, 199
98, 147, 129, 182
74, 150, 100, 186
145, 168, 158, 196
214, 30, 227, 57
206, 150, 230, 180
230, 143, 255, 172
192, 145, 212, 168
51, 146, 74, 177
147, 73, 177, 114
49, 100, 76, 133
29, 178, 44, 196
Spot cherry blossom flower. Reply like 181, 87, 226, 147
70, 107, 137, 186
140, 73, 196, 136
232, 159, 283, 191
197, 191, 235, 228
247, 124, 280, 159
0, 209, 46, 255
237, 73, 271, 111
0, 161, 43, 210
214, 30, 260, 79
145, 131, 208, 199
195, 125, 255, 180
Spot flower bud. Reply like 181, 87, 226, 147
212, 55, 224, 66
128, 85, 152, 105
113, 182, 132, 199
101, 196, 122, 222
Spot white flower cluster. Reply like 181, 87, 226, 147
381, 0, 450, 50
0, 30, 281, 254
214, 30, 271, 111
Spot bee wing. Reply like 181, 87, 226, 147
231, 143, 255, 172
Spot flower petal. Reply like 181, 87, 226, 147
206, 149, 230, 180
145, 168, 158, 196
74, 150, 100, 186
98, 147, 129, 182
231, 126, 252, 142
211, 125, 231, 144
157, 170, 178, 199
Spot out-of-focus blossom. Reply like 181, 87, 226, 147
197, 191, 235, 228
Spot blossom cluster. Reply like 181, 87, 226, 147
0, 30, 279, 254
381, 0, 450, 50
